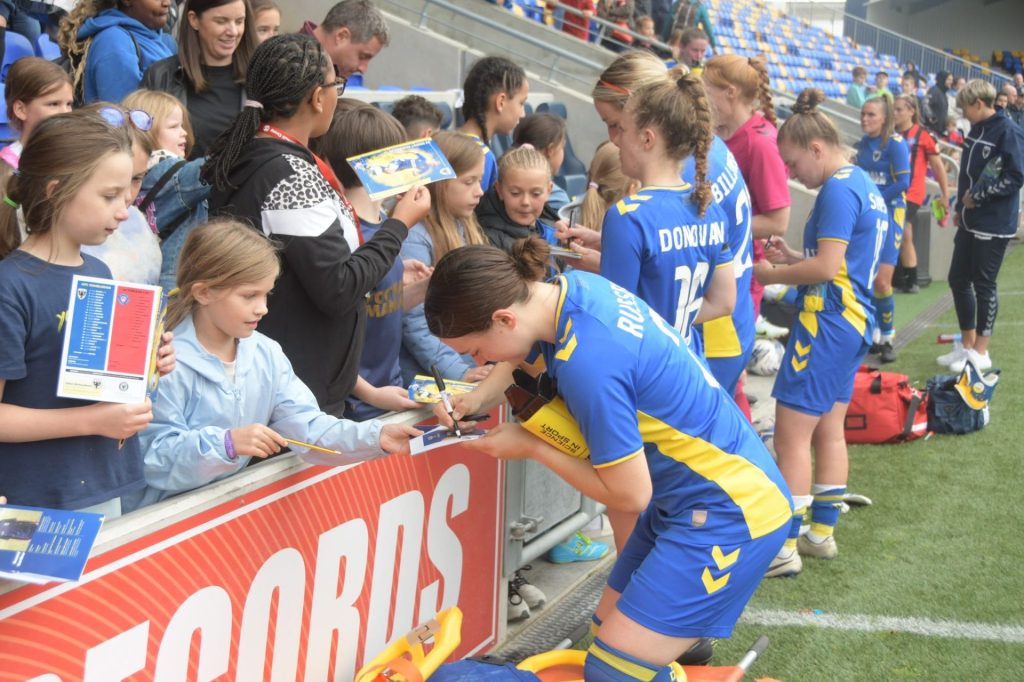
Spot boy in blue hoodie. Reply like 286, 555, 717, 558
65, 0, 177, 103
941, 79, 1024, 373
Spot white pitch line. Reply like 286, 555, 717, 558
740, 608, 1024, 644
925, 320, 1024, 327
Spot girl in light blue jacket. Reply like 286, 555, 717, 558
123, 219, 422, 512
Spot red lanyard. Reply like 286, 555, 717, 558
258, 124, 362, 242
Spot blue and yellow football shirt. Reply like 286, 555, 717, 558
600, 182, 733, 347
799, 165, 889, 342
855, 133, 910, 212
537, 271, 792, 544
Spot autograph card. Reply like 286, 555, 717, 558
409, 425, 486, 456
347, 137, 456, 201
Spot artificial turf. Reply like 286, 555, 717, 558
714, 246, 1024, 680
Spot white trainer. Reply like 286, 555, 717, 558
937, 342, 965, 367
949, 348, 992, 373
756, 315, 789, 340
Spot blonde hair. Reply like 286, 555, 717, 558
0, 110, 133, 259
165, 218, 280, 330
423, 131, 489, 260
580, 141, 638, 232
957, 79, 997, 110
497, 144, 552, 180
592, 50, 668, 108
627, 72, 715, 215
703, 54, 778, 127
122, 89, 196, 158
777, 88, 842, 149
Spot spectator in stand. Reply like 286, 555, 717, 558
651, 0, 672, 38
58, 0, 177, 104
250, 0, 279, 43
1000, 83, 1023, 127
925, 71, 953, 137
893, 94, 951, 293
941, 79, 1024, 373
944, 117, 964, 147
674, 27, 709, 72
846, 66, 871, 109
597, 0, 635, 53
1014, 73, 1023, 98
302, 0, 389, 78
873, 71, 893, 104
392, 94, 444, 139
202, 34, 430, 416
634, 14, 658, 53
0, 58, 73, 173
902, 61, 925, 88
995, 90, 1009, 114
558, 0, 595, 42
142, 0, 258, 159
400, 131, 496, 384
664, 0, 716, 54
0, 2, 41, 51
311, 106, 430, 421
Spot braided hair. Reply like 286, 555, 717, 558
201, 33, 329, 190
56, 0, 119, 100
703, 54, 777, 127
628, 72, 715, 216
461, 56, 526, 144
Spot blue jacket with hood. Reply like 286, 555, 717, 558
78, 8, 177, 104
957, 111, 1024, 237
122, 315, 387, 512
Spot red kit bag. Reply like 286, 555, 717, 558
844, 365, 929, 444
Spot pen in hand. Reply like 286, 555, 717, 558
431, 364, 463, 437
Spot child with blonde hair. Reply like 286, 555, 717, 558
475, 145, 557, 251
401, 131, 493, 383
122, 89, 210, 289
123, 219, 422, 511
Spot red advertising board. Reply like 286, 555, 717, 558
0, 443, 503, 681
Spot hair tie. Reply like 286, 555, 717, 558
588, 181, 599, 190
244, 99, 264, 109
3, 196, 19, 209
11, 168, 20, 177
598, 79, 631, 97
520, 143, 535, 150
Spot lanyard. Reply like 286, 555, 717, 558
259, 124, 363, 243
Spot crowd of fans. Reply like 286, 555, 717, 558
0, 0, 1021, 663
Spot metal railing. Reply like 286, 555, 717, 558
377, 0, 606, 90
543, 0, 676, 57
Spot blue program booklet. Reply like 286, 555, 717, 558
0, 505, 104, 584
347, 138, 456, 201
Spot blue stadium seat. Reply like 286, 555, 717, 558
373, 101, 396, 114
2, 32, 35, 81
434, 102, 453, 129
0, 82, 13, 142
36, 34, 60, 61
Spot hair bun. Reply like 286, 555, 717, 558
792, 87, 825, 115
519, 143, 535, 151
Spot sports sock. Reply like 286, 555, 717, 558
875, 293, 895, 338
585, 637, 680, 681
807, 484, 846, 543
782, 494, 813, 555
905, 266, 918, 287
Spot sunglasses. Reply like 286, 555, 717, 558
98, 106, 154, 132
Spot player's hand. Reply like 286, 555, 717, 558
367, 385, 419, 413
464, 422, 536, 460
392, 185, 431, 227
380, 423, 423, 454
89, 398, 154, 440
156, 331, 176, 376
753, 259, 776, 285
433, 390, 483, 428
764, 236, 798, 264
962, 193, 976, 209
569, 241, 602, 273
463, 364, 493, 382
555, 220, 602, 250
229, 424, 287, 458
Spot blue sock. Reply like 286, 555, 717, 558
784, 494, 812, 554
875, 293, 895, 338
584, 637, 681, 681
808, 485, 846, 541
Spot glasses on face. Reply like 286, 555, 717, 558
98, 106, 153, 132
328, 74, 348, 98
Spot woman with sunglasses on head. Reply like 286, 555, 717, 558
203, 34, 430, 418
142, 0, 258, 158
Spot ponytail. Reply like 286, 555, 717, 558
778, 88, 842, 149
424, 238, 549, 338
748, 55, 778, 127
0, 172, 20, 259
628, 72, 714, 215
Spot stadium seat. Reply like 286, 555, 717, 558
2, 33, 35, 81
36, 34, 60, 61
535, 101, 586, 177
0, 82, 14, 143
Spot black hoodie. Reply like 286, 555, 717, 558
926, 70, 951, 135
207, 138, 407, 416
475, 185, 560, 252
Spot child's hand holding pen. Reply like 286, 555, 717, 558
229, 424, 288, 459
